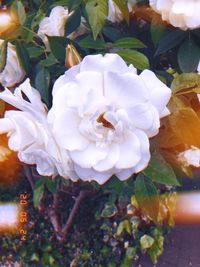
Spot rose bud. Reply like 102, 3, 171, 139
65, 44, 82, 68
0, 8, 21, 39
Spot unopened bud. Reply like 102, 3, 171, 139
0, 8, 20, 39
65, 44, 82, 68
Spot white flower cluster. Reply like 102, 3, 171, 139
0, 40, 25, 87
0, 54, 171, 184
149, 0, 200, 30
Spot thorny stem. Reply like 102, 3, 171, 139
48, 192, 61, 234
23, 165, 35, 190
60, 190, 88, 242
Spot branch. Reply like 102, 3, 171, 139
22, 165, 35, 190
48, 192, 62, 236
60, 190, 88, 242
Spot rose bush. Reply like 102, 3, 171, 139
0, 40, 25, 87
48, 53, 171, 184
149, 0, 200, 30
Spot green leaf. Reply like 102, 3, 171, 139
34, 64, 50, 105
151, 20, 166, 47
27, 46, 44, 58
0, 40, 7, 73
134, 174, 159, 223
140, 235, 155, 249
155, 29, 187, 56
171, 73, 200, 95
117, 220, 132, 236
113, 37, 146, 49
65, 8, 81, 36
15, 40, 30, 73
103, 26, 122, 41
45, 178, 58, 193
12, 0, 26, 25
120, 247, 136, 267
30, 252, 40, 262
143, 152, 180, 186
86, 0, 108, 40
79, 36, 107, 49
116, 49, 149, 70
178, 37, 200, 72
101, 203, 118, 218
33, 178, 45, 208
113, 0, 129, 24
51, 0, 82, 11
31, 11, 45, 29
47, 36, 68, 61
41, 54, 58, 67
17, 1, 26, 25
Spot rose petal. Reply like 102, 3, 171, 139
52, 108, 89, 151
116, 131, 141, 169
104, 72, 148, 109
70, 143, 108, 168
94, 143, 119, 171
80, 53, 130, 74
140, 70, 171, 116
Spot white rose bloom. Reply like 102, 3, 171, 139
48, 53, 171, 184
149, 0, 200, 30
178, 146, 200, 167
108, 0, 137, 23
38, 6, 69, 48
38, 6, 88, 49
0, 40, 25, 88
0, 79, 78, 181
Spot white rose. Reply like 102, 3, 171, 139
178, 146, 200, 167
149, 0, 200, 30
108, 0, 137, 23
0, 79, 78, 181
38, 6, 69, 48
38, 6, 88, 49
48, 53, 171, 184
0, 40, 25, 87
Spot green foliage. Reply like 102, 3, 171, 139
12, 0, 27, 25
113, 37, 146, 49
140, 234, 154, 249
155, 29, 187, 56
47, 36, 68, 61
14, 40, 30, 73
86, 0, 108, 40
116, 49, 149, 70
79, 35, 107, 49
34, 63, 50, 105
178, 37, 200, 72
143, 152, 180, 186
33, 177, 45, 208
0, 41, 8, 73
171, 73, 200, 95
113, 0, 129, 24
134, 174, 159, 223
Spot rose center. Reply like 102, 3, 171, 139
97, 113, 115, 130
